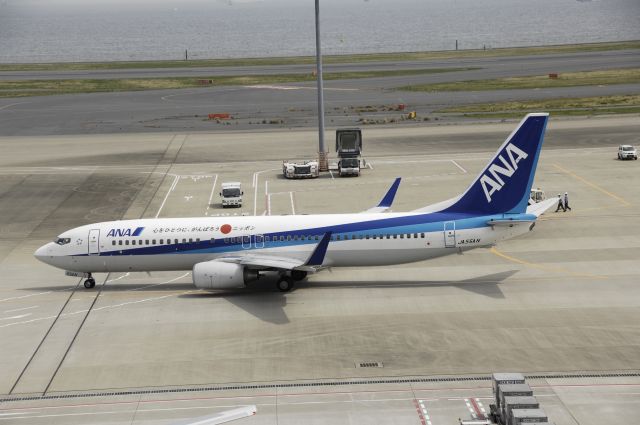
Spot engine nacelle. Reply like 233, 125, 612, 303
192, 261, 259, 289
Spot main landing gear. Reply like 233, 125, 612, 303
276, 276, 294, 292
276, 270, 308, 292
84, 273, 96, 289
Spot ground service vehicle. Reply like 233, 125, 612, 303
336, 128, 362, 157
283, 160, 319, 178
618, 144, 638, 160
220, 182, 243, 207
336, 128, 363, 177
528, 188, 545, 205
338, 157, 360, 176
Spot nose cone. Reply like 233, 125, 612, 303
34, 243, 54, 265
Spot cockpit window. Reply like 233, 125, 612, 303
55, 237, 71, 245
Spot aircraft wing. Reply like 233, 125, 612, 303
217, 232, 332, 272
526, 197, 558, 217
362, 177, 401, 213
171, 405, 256, 425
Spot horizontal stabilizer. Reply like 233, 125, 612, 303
526, 197, 558, 217
487, 218, 534, 226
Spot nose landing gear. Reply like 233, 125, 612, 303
83, 273, 96, 289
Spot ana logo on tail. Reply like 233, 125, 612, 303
480, 143, 528, 203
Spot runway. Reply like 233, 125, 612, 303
0, 116, 639, 423
0, 49, 639, 136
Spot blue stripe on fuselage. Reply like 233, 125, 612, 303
85, 212, 535, 257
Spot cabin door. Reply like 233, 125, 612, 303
444, 221, 456, 248
88, 229, 100, 255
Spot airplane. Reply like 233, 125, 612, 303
35, 113, 558, 292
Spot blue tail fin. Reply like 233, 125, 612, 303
443, 113, 549, 215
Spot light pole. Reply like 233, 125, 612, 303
315, 0, 328, 171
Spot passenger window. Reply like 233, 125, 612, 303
112, 240, 116, 246
210, 238, 215, 243
152, 239, 156, 244
393, 235, 397, 239
175, 239, 178, 244
189, 238, 193, 243
287, 235, 291, 241
315, 235, 320, 240
400, 234, 404, 239
118, 240, 123, 245
373, 235, 377, 239
196, 238, 200, 243
414, 233, 418, 238
420, 233, 425, 238
159, 239, 163, 244
365, 235, 370, 239
182, 238, 186, 243
386, 235, 390, 239
125, 240, 129, 245
145, 240, 149, 245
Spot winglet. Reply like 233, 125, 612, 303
363, 177, 401, 213
304, 232, 332, 266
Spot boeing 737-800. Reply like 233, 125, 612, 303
35, 113, 557, 292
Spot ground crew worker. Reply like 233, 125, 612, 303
555, 194, 565, 212
564, 192, 571, 211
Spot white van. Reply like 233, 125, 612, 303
220, 182, 243, 207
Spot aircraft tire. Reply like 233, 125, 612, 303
276, 277, 294, 292
291, 270, 307, 281
84, 278, 95, 289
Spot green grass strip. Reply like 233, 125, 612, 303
436, 94, 640, 118
0, 40, 638, 72
400, 68, 640, 92
0, 67, 476, 98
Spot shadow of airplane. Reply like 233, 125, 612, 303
180, 289, 290, 325
299, 269, 517, 299
23, 270, 517, 325
179, 269, 517, 324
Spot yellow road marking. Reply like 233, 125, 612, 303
489, 247, 606, 279
553, 164, 631, 207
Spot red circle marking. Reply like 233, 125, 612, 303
220, 224, 232, 234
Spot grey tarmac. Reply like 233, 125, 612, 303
1, 49, 639, 136
0, 116, 639, 423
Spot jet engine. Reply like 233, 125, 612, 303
192, 261, 259, 289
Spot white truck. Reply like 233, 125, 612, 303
220, 182, 243, 208
528, 188, 546, 205
282, 160, 319, 179
338, 157, 361, 177
618, 144, 638, 160
336, 128, 363, 178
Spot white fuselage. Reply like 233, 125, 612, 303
34, 212, 531, 274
